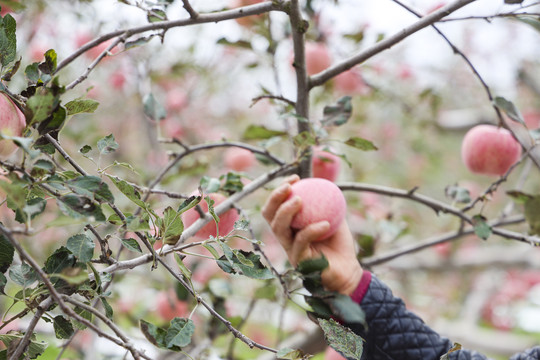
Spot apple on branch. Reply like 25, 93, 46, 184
0, 92, 26, 158
311, 146, 341, 182
182, 193, 240, 239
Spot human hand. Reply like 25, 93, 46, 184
262, 175, 363, 296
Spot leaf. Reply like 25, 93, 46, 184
31, 159, 55, 178
65, 98, 99, 115
38, 49, 57, 75
53, 315, 74, 339
217, 37, 253, 50
516, 15, 540, 34
506, 190, 534, 204
108, 176, 147, 210
121, 238, 142, 253
97, 134, 119, 154
322, 96, 353, 127
440, 342, 463, 360
524, 195, 540, 236
0, 273, 6, 294
221, 172, 244, 194
73, 306, 93, 330
143, 93, 167, 121
101, 297, 113, 320
67, 176, 115, 203
216, 249, 274, 280
242, 125, 287, 140
9, 263, 38, 286
177, 195, 201, 214
161, 206, 184, 245
165, 318, 195, 349
140, 320, 174, 350
66, 234, 95, 263
293, 131, 317, 148
26, 90, 57, 125
328, 294, 367, 326
0, 234, 14, 274
297, 255, 329, 275
445, 184, 471, 204
344, 137, 378, 151
493, 96, 524, 125
79, 145, 92, 154
200, 176, 221, 194
0, 13, 17, 67
43, 246, 76, 281
318, 318, 364, 360
57, 194, 106, 222
0, 333, 47, 359
472, 214, 492, 240
276, 348, 307, 360
233, 219, 250, 231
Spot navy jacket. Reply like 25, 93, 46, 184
344, 272, 540, 360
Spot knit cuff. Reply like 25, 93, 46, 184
350, 270, 372, 304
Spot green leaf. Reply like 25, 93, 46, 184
73, 305, 93, 330
233, 219, 250, 231
276, 348, 307, 360
67, 176, 115, 203
216, 249, 274, 280
25, 63, 39, 84
121, 238, 142, 253
26, 90, 57, 125
200, 176, 220, 194
318, 318, 364, 360
101, 297, 114, 320
15, 197, 47, 223
524, 195, 540, 236
0, 273, 6, 294
43, 247, 76, 279
516, 15, 540, 34
108, 176, 147, 210
31, 159, 55, 178
297, 255, 329, 275
177, 195, 201, 214
217, 37, 253, 50
322, 96, 353, 127
79, 145, 92, 154
143, 93, 167, 121
242, 125, 287, 140
441, 343, 463, 360
344, 137, 378, 151
97, 134, 119, 154
445, 184, 471, 204
147, 8, 167, 23
65, 98, 99, 115
165, 318, 195, 349
66, 234, 95, 263
0, 333, 47, 359
472, 214, 492, 240
493, 96, 524, 125
53, 315, 74, 339
0, 13, 17, 67
221, 172, 244, 194
140, 320, 176, 350
506, 190, 534, 205
293, 131, 317, 148
38, 49, 57, 75
254, 282, 277, 300
57, 194, 106, 222
329, 294, 367, 326
161, 206, 184, 245
0, 234, 14, 274
9, 263, 38, 286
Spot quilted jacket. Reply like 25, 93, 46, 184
343, 271, 540, 360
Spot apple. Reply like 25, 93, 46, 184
224, 147, 256, 172
304, 42, 331, 76
231, 0, 265, 28
166, 88, 188, 113
288, 178, 347, 241
523, 110, 540, 129
156, 290, 189, 322
0, 92, 26, 158
461, 124, 522, 176
325, 346, 347, 360
333, 69, 368, 95
182, 193, 240, 239
311, 147, 340, 182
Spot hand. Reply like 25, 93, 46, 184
262, 175, 363, 295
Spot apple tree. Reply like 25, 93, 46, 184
0, 0, 539, 359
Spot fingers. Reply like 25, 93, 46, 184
261, 175, 300, 223
288, 221, 330, 266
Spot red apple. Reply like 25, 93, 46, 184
156, 290, 189, 321
325, 346, 347, 360
312, 147, 340, 182
461, 125, 522, 176
304, 42, 331, 76
288, 178, 347, 241
523, 110, 540, 129
182, 193, 240, 239
333, 69, 368, 95
0, 92, 26, 158
224, 147, 256, 172
231, 0, 265, 28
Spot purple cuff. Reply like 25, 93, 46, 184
350, 270, 372, 304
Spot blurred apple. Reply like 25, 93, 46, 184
304, 42, 331, 75
0, 92, 26, 158
166, 88, 188, 113
156, 290, 189, 322
523, 110, 540, 129
333, 68, 368, 95
312, 147, 340, 182
231, 0, 265, 28
182, 192, 240, 239
224, 147, 256, 172
461, 124, 522, 176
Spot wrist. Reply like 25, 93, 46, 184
340, 264, 364, 296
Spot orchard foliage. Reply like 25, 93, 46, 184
0, 1, 539, 360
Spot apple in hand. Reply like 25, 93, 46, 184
312, 147, 341, 182
224, 147, 256, 172
182, 193, 240, 239
0, 92, 26, 158
288, 178, 347, 241
461, 124, 522, 176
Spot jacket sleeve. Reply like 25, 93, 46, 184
343, 271, 540, 360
